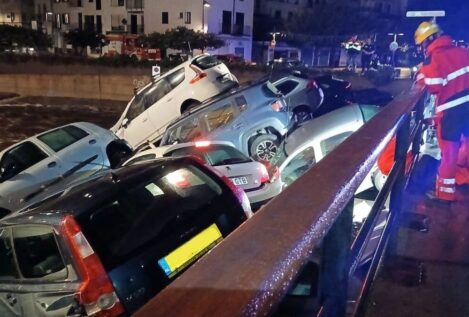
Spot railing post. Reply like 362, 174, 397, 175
319, 199, 353, 317
387, 113, 411, 257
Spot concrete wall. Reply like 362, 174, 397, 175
0, 74, 151, 101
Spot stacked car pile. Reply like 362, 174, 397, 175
0, 54, 388, 316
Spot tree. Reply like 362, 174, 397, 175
0, 25, 51, 49
65, 29, 106, 56
138, 27, 224, 56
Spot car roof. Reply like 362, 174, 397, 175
125, 141, 239, 164
0, 122, 100, 154
0, 157, 199, 226
284, 104, 365, 155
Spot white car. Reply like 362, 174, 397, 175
272, 104, 382, 192
123, 141, 282, 209
0, 122, 131, 216
111, 54, 238, 149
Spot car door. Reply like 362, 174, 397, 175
0, 227, 23, 317
202, 100, 244, 144
279, 144, 317, 187
120, 84, 161, 147
36, 125, 107, 184
10, 225, 79, 317
0, 141, 61, 211
148, 68, 186, 137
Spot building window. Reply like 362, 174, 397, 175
96, 15, 102, 33
77, 0, 82, 6
78, 12, 82, 30
84, 15, 94, 31
222, 10, 232, 34
62, 13, 70, 24
179, 12, 183, 19
111, 14, 124, 31
234, 12, 244, 35
162, 12, 168, 24
111, 0, 124, 6
55, 14, 61, 28
274, 10, 281, 19
96, 0, 101, 10
287, 11, 293, 22
185, 12, 191, 24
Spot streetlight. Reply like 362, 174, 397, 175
268, 32, 281, 63
202, 0, 211, 33
388, 32, 404, 68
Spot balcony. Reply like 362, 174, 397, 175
219, 24, 252, 37
126, 0, 144, 12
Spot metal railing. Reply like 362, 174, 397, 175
133, 85, 426, 317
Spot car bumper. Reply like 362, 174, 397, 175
245, 177, 282, 205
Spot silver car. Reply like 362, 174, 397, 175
0, 122, 131, 216
123, 141, 282, 209
272, 104, 381, 192
272, 73, 324, 124
160, 79, 290, 161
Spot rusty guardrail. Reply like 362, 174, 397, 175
133, 86, 426, 317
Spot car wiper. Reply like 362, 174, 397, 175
22, 155, 99, 203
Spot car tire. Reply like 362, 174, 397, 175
182, 101, 201, 113
250, 134, 279, 161
292, 106, 313, 125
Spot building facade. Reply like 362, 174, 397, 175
144, 0, 254, 61
0, 0, 35, 28
34, 0, 144, 49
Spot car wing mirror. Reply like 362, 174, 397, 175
122, 118, 129, 128
1, 162, 20, 181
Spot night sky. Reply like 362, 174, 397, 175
407, 0, 469, 40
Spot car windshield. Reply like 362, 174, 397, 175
168, 144, 251, 166
76, 163, 225, 270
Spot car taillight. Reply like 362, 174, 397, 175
61, 216, 125, 317
271, 100, 285, 112
195, 140, 211, 147
260, 164, 270, 184
307, 80, 318, 89
220, 175, 253, 218
260, 160, 280, 183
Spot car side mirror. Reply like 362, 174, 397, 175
122, 118, 129, 128
1, 162, 20, 181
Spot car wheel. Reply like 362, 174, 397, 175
292, 107, 313, 125
250, 134, 279, 161
182, 101, 201, 113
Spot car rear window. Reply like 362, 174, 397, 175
12, 225, 66, 280
168, 145, 251, 166
203, 103, 237, 132
38, 125, 89, 152
76, 162, 245, 271
320, 131, 354, 156
125, 153, 157, 165
191, 55, 221, 70
165, 117, 203, 144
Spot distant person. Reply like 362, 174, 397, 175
415, 21, 469, 203
361, 38, 376, 74
345, 35, 362, 71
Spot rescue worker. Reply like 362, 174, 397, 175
345, 35, 362, 71
361, 38, 376, 74
415, 21, 469, 202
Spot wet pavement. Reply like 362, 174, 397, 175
365, 173, 469, 317
0, 96, 126, 150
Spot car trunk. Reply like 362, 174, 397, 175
213, 162, 265, 191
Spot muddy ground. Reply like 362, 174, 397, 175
0, 77, 411, 151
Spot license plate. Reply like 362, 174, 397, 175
158, 224, 223, 278
232, 176, 248, 186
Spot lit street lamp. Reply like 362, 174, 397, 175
202, 0, 211, 33
388, 32, 404, 68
